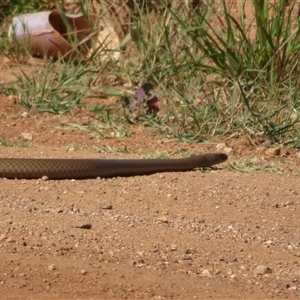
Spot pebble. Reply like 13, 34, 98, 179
8, 94, 17, 104
283, 200, 294, 207
202, 269, 211, 276
265, 148, 280, 156
181, 254, 191, 260
48, 264, 56, 271
20, 132, 33, 141
170, 244, 177, 251
264, 240, 273, 246
0, 234, 7, 241
75, 220, 92, 229
216, 143, 233, 154
156, 216, 168, 223
99, 202, 112, 209
253, 265, 272, 275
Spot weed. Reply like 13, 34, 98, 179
9, 57, 94, 114
1, 0, 300, 146
226, 158, 284, 174
0, 138, 31, 148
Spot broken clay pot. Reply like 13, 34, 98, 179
8, 11, 94, 59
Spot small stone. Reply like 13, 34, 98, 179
216, 143, 233, 154
75, 220, 92, 229
0, 234, 7, 241
170, 244, 177, 251
283, 200, 294, 207
80, 269, 87, 275
156, 216, 168, 223
8, 95, 17, 104
130, 260, 137, 266
99, 202, 112, 209
181, 254, 191, 260
202, 269, 211, 276
290, 190, 298, 195
20, 132, 33, 141
48, 264, 56, 271
68, 147, 75, 152
41, 176, 49, 181
264, 240, 273, 246
253, 265, 272, 275
265, 148, 280, 156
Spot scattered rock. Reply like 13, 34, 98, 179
68, 147, 76, 152
265, 148, 280, 156
216, 143, 233, 154
130, 260, 137, 266
99, 202, 112, 209
290, 189, 298, 195
156, 216, 168, 223
75, 220, 92, 229
0, 234, 6, 241
202, 269, 211, 276
283, 200, 294, 207
287, 244, 296, 251
48, 264, 56, 271
20, 132, 33, 141
253, 265, 272, 276
181, 254, 191, 260
7, 95, 17, 105
170, 244, 177, 251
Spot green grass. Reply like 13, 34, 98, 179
226, 158, 285, 173
1, 0, 300, 146
0, 138, 31, 148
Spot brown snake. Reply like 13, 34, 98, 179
0, 153, 227, 179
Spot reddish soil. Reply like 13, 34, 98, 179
1, 2, 300, 299
1, 89, 300, 299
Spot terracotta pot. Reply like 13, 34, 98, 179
8, 11, 93, 59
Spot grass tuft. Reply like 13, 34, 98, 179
1, 0, 300, 146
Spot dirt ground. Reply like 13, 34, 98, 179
1, 2, 300, 299
1, 93, 300, 300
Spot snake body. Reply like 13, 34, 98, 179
0, 153, 227, 179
